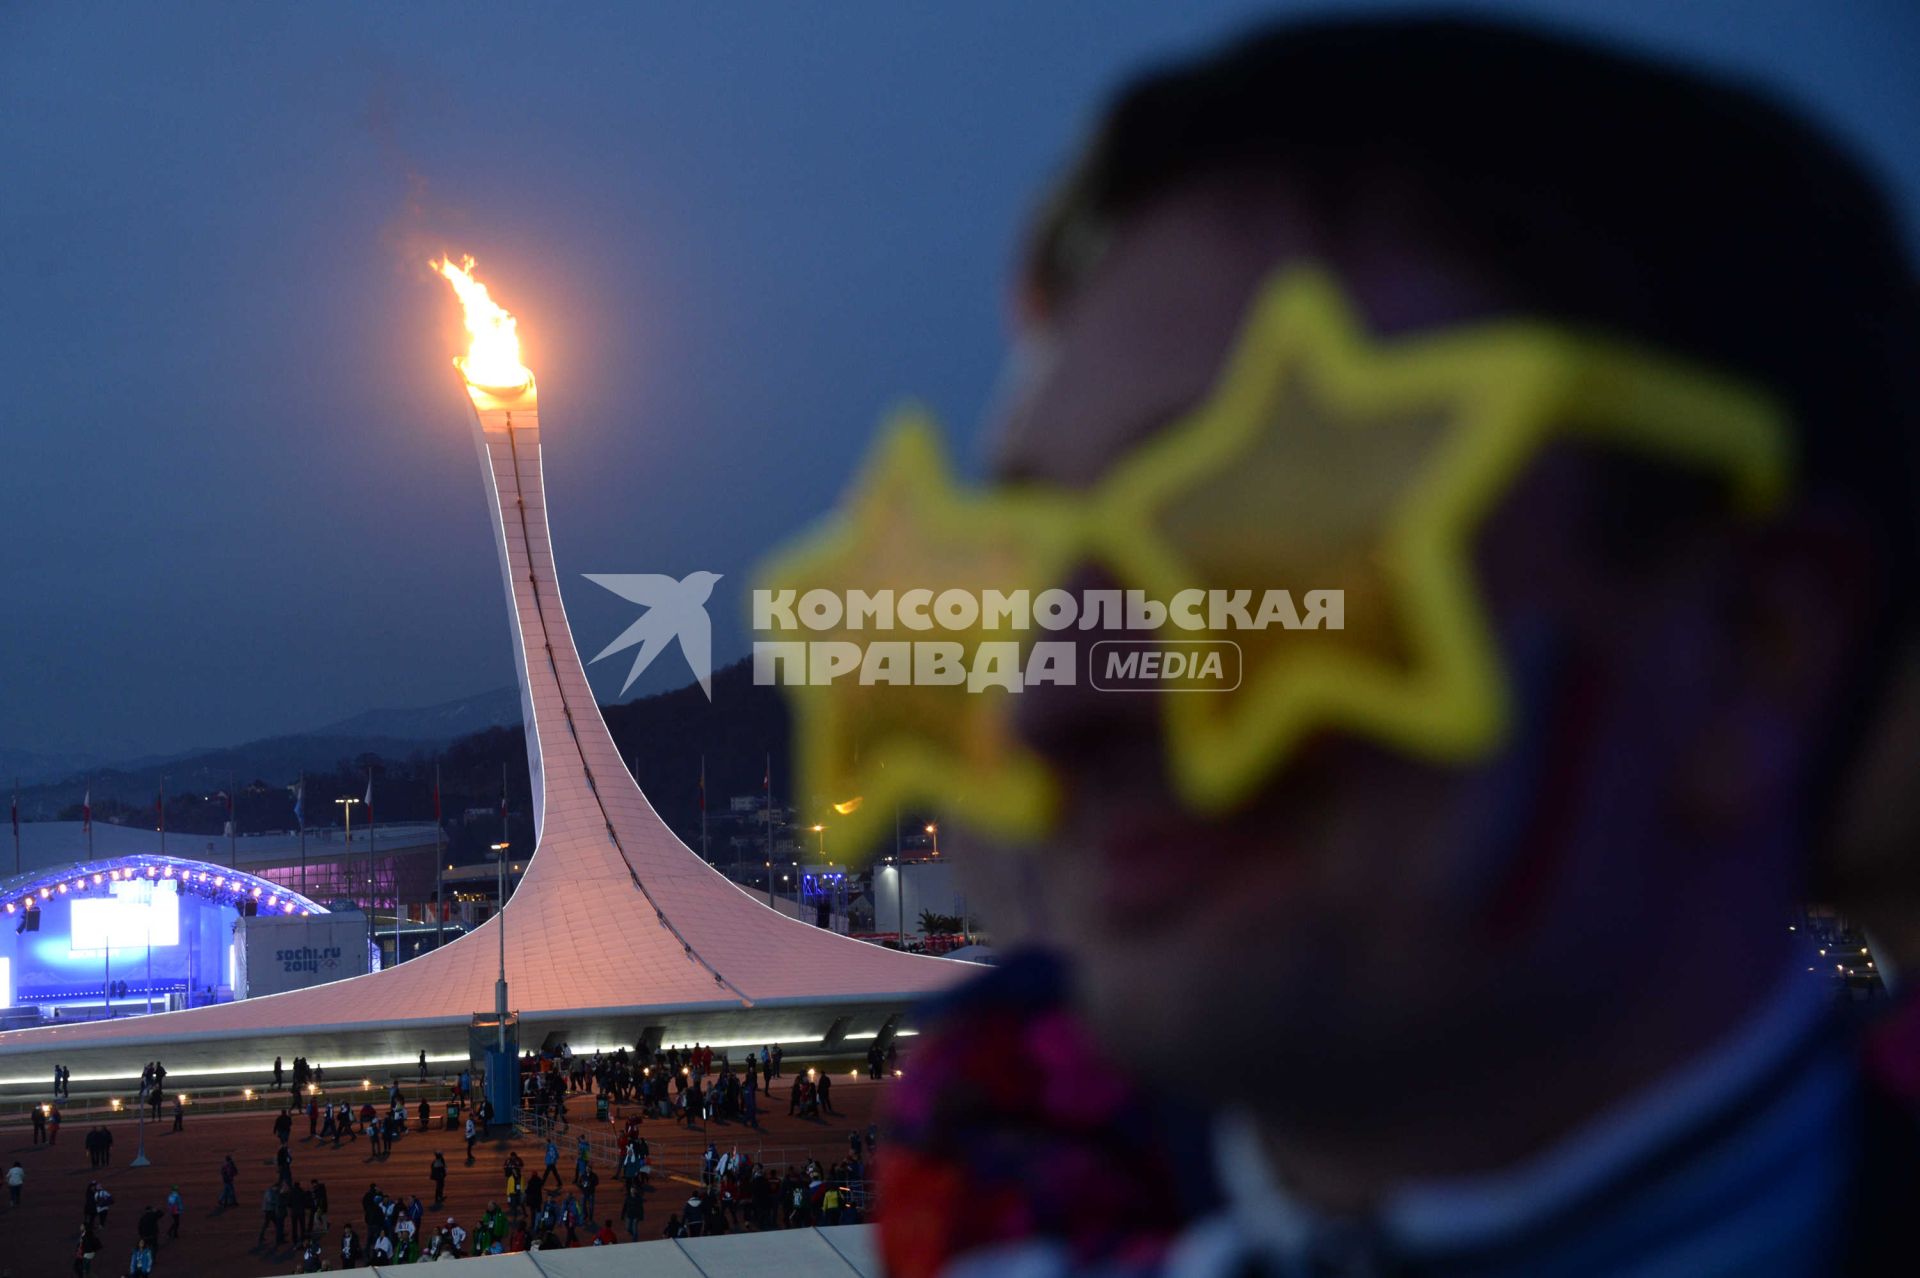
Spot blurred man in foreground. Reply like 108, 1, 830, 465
876, 16, 1920, 1278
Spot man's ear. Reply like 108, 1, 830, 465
1826, 636, 1920, 971
1745, 502, 1885, 723
1671, 502, 1879, 838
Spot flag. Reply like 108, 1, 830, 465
292, 777, 305, 826
81, 785, 91, 833
363, 773, 374, 818
498, 783, 509, 823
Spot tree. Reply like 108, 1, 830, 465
917, 909, 964, 935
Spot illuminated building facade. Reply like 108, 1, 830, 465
0, 856, 329, 1021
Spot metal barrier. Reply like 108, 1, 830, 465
513, 1110, 862, 1186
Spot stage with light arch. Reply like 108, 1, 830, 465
0, 855, 344, 1023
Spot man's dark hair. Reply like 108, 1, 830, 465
1026, 15, 1920, 896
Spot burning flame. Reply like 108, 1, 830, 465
832, 796, 863, 815
433, 254, 533, 391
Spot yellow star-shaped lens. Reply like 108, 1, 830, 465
757, 267, 1790, 849
753, 407, 1085, 856
1090, 268, 1790, 815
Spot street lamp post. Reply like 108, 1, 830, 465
894, 862, 905, 945
810, 825, 828, 929
491, 841, 510, 1054
129, 1084, 151, 1168
925, 822, 939, 857
336, 796, 363, 956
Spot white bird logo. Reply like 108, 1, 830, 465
583, 571, 723, 699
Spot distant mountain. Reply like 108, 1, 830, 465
306, 687, 522, 743
15, 733, 451, 817
0, 745, 107, 787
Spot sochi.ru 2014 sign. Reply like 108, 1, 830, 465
275, 945, 341, 975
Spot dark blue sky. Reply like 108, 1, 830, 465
3, 1, 1915, 761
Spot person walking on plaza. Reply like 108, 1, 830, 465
526, 1167, 547, 1223
273, 1108, 292, 1147
258, 1183, 283, 1247
136, 1204, 161, 1255
622, 1178, 645, 1240
272, 1055, 283, 1090
361, 1182, 382, 1241
419, 1049, 429, 1081
73, 1222, 100, 1277
166, 1185, 183, 1239
430, 1150, 447, 1207
171, 1094, 184, 1132
338, 1223, 362, 1269
30, 1103, 44, 1144
310, 1178, 329, 1237
285, 1179, 309, 1243
465, 1113, 477, 1165
219, 1153, 238, 1207
127, 1238, 154, 1277
4, 1161, 20, 1209
817, 1069, 835, 1116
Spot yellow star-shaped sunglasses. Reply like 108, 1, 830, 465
755, 266, 1791, 857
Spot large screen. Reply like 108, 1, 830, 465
69, 881, 180, 952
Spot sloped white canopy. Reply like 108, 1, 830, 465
366, 1224, 880, 1278
0, 382, 963, 1087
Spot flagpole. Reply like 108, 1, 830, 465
159, 775, 167, 857
700, 755, 708, 865
434, 762, 445, 954
296, 773, 306, 899
84, 779, 93, 858
13, 780, 21, 876
764, 753, 774, 908
365, 769, 375, 965
229, 770, 237, 869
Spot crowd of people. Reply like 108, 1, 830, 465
521, 1041, 811, 1131
31, 1038, 887, 1272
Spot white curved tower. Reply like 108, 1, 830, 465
0, 378, 962, 1087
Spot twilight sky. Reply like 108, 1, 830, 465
2, 0, 1915, 762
